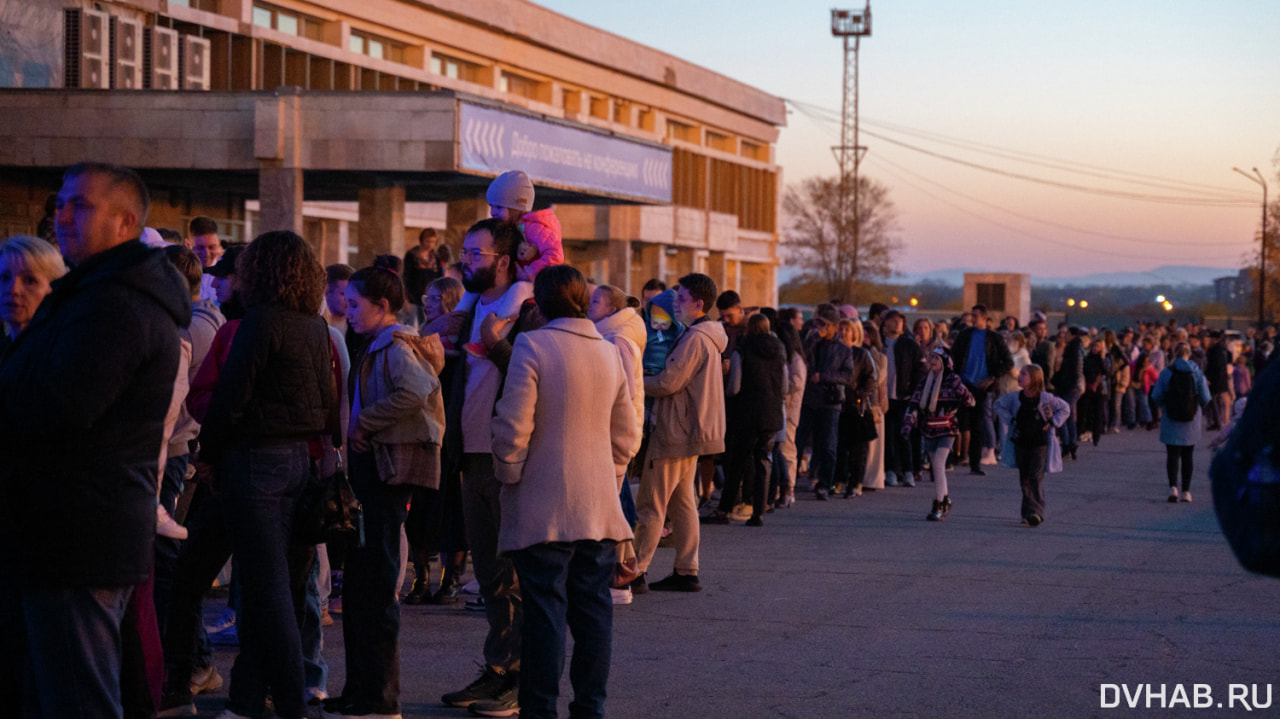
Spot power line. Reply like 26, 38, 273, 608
865, 156, 1242, 263
784, 98, 1257, 204
869, 152, 1252, 248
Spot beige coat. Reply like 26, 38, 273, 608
492, 317, 639, 554
643, 318, 728, 460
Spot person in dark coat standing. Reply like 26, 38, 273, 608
0, 163, 191, 718
880, 310, 925, 486
1052, 328, 1086, 459
949, 304, 1013, 475
708, 313, 786, 526
1204, 331, 1233, 431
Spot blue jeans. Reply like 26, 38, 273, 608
0, 582, 134, 719
1056, 389, 1081, 449
340, 451, 414, 713
510, 540, 617, 719
802, 407, 841, 493
220, 443, 310, 719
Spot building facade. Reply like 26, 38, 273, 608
0, 0, 786, 303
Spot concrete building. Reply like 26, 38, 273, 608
962, 272, 1031, 326
0, 0, 786, 304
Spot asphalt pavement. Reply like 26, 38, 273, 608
193, 426, 1280, 718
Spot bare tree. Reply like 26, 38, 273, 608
782, 175, 900, 303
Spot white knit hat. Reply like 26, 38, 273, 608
486, 170, 535, 213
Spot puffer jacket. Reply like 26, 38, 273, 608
200, 303, 335, 463
0, 240, 190, 587
595, 306, 647, 455
643, 316, 728, 460
515, 208, 565, 283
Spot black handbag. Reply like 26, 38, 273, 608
296, 448, 363, 547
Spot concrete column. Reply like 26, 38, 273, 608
706, 250, 728, 296
355, 182, 406, 270
607, 239, 631, 293
446, 197, 490, 250
257, 162, 304, 236
634, 243, 668, 290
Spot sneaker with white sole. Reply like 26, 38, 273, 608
467, 682, 519, 718
610, 586, 633, 605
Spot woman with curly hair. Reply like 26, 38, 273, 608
199, 230, 336, 719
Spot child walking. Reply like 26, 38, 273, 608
994, 365, 1070, 526
903, 348, 974, 521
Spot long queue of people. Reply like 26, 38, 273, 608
2, 162, 1271, 719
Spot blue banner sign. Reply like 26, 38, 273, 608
460, 103, 672, 203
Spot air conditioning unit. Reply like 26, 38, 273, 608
146, 25, 179, 90
180, 35, 211, 90
110, 16, 144, 90
64, 8, 111, 89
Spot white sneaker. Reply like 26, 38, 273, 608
461, 578, 481, 595
157, 505, 188, 540
1181, 491, 1193, 503
902, 476, 916, 487
610, 587, 633, 605
980, 448, 998, 465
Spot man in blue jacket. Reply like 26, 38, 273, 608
0, 162, 191, 718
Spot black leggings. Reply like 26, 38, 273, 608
1165, 444, 1194, 491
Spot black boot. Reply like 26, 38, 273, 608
927, 500, 944, 521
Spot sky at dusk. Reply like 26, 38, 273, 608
534, 0, 1280, 279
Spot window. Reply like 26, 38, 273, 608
667, 120, 698, 144
170, 0, 220, 10
976, 283, 1007, 313
431, 52, 483, 83
253, 4, 324, 40
349, 31, 407, 63
500, 70, 546, 102
706, 131, 734, 153
740, 141, 767, 161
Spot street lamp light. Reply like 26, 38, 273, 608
1080, 300, 1089, 309
1234, 166, 1269, 327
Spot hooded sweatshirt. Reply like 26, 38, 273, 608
0, 240, 191, 587
643, 316, 729, 459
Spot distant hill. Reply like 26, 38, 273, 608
886, 265, 1242, 288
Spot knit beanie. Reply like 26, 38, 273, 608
486, 170, 535, 213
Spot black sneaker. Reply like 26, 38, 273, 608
464, 596, 486, 612
630, 573, 648, 595
927, 500, 943, 521
468, 678, 518, 718
700, 511, 730, 525
429, 583, 462, 605
442, 666, 508, 708
649, 572, 702, 592
814, 488, 828, 501
1027, 514, 1043, 527
941, 495, 952, 515
745, 515, 764, 527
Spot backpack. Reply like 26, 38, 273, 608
1164, 367, 1199, 422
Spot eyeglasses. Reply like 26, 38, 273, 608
459, 248, 501, 263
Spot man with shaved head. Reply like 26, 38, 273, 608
0, 162, 191, 718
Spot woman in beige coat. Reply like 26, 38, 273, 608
492, 265, 640, 719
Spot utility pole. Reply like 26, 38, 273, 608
831, 4, 871, 303
1234, 166, 1269, 327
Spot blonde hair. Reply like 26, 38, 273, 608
1022, 364, 1046, 394
1174, 341, 1191, 360
592, 284, 629, 314
427, 276, 463, 313
0, 235, 67, 284
838, 318, 863, 345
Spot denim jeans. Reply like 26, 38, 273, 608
220, 443, 310, 719
340, 450, 414, 713
0, 581, 134, 719
803, 407, 841, 493
1057, 389, 1081, 449
510, 540, 616, 719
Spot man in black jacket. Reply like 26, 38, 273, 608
881, 311, 925, 486
950, 304, 1014, 475
0, 163, 190, 718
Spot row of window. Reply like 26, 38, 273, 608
242, 2, 764, 161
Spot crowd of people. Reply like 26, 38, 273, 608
1, 161, 1272, 719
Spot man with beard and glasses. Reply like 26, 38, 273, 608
440, 218, 536, 717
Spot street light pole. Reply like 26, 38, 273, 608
1234, 166, 1269, 327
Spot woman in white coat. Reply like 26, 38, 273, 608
994, 365, 1070, 526
492, 265, 640, 719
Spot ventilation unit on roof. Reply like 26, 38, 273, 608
180, 35, 211, 90
110, 16, 144, 89
64, 8, 111, 89
146, 25, 179, 90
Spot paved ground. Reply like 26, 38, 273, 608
193, 427, 1280, 718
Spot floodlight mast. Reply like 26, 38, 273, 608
831, 4, 871, 301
